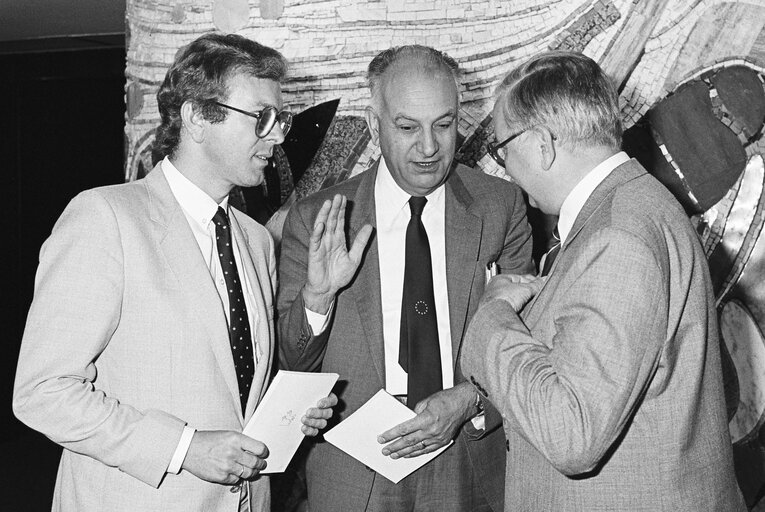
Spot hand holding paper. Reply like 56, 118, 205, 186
243, 370, 338, 474
378, 382, 477, 459
301, 393, 338, 436
323, 390, 453, 484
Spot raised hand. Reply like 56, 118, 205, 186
302, 194, 373, 314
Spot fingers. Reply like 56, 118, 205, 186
317, 392, 339, 409
325, 194, 343, 237
349, 224, 374, 264
310, 199, 332, 248
240, 436, 269, 459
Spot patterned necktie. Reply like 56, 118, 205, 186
399, 196, 443, 409
212, 207, 254, 414
540, 226, 561, 277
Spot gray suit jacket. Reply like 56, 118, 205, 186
13, 167, 276, 512
462, 160, 745, 511
277, 163, 534, 512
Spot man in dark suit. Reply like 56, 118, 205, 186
461, 50, 745, 511
277, 45, 533, 511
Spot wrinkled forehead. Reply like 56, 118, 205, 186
379, 63, 458, 112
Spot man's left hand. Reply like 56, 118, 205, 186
301, 393, 338, 436
377, 383, 477, 458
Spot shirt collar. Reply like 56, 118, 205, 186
161, 157, 228, 229
558, 151, 630, 244
374, 157, 446, 222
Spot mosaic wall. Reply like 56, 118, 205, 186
125, 0, 765, 508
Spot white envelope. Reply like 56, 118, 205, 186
243, 370, 338, 473
323, 389, 452, 483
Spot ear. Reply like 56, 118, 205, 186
365, 107, 380, 145
180, 101, 207, 144
531, 126, 556, 171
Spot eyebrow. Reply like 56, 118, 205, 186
393, 110, 457, 123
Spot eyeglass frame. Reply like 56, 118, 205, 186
487, 126, 557, 168
213, 101, 293, 138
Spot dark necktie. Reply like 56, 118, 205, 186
399, 196, 443, 409
540, 226, 561, 277
213, 207, 254, 414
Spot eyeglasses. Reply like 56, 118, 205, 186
487, 126, 557, 167
214, 101, 293, 138
487, 128, 528, 168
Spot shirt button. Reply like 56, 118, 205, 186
229, 484, 241, 493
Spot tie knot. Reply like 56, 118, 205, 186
213, 207, 229, 228
408, 196, 427, 217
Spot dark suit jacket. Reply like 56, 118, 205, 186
462, 159, 745, 511
277, 162, 533, 512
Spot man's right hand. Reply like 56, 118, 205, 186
481, 274, 545, 312
181, 430, 268, 484
303, 194, 373, 314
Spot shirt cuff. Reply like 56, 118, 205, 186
470, 413, 486, 431
167, 425, 196, 475
470, 393, 485, 430
305, 301, 334, 335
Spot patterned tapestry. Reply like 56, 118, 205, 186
124, 0, 765, 508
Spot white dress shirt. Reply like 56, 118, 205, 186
306, 159, 455, 394
161, 157, 263, 474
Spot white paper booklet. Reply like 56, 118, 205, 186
243, 370, 339, 473
323, 389, 452, 483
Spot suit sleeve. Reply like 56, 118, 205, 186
277, 200, 330, 371
461, 228, 666, 475
12, 192, 185, 488
496, 182, 535, 275
465, 180, 534, 437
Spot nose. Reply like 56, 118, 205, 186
418, 128, 439, 157
265, 122, 286, 145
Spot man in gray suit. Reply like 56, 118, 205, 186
278, 45, 533, 511
14, 33, 336, 512
462, 51, 745, 511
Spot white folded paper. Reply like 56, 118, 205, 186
243, 370, 339, 473
323, 389, 452, 483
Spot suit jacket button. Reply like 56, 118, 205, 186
230, 484, 241, 493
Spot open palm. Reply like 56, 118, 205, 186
303, 194, 373, 314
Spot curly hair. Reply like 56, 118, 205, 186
153, 32, 287, 159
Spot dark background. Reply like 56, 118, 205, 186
0, 43, 126, 509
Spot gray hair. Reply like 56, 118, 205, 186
496, 51, 622, 149
367, 45, 461, 110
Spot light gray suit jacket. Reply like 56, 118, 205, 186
277, 163, 534, 512
13, 167, 276, 512
462, 160, 745, 511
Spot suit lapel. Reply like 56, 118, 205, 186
444, 171, 482, 366
145, 167, 244, 420
524, 159, 646, 316
562, 160, 645, 252
229, 212, 273, 420
348, 166, 386, 385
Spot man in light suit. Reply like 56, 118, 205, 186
13, 33, 337, 512
462, 51, 746, 511
277, 45, 534, 511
